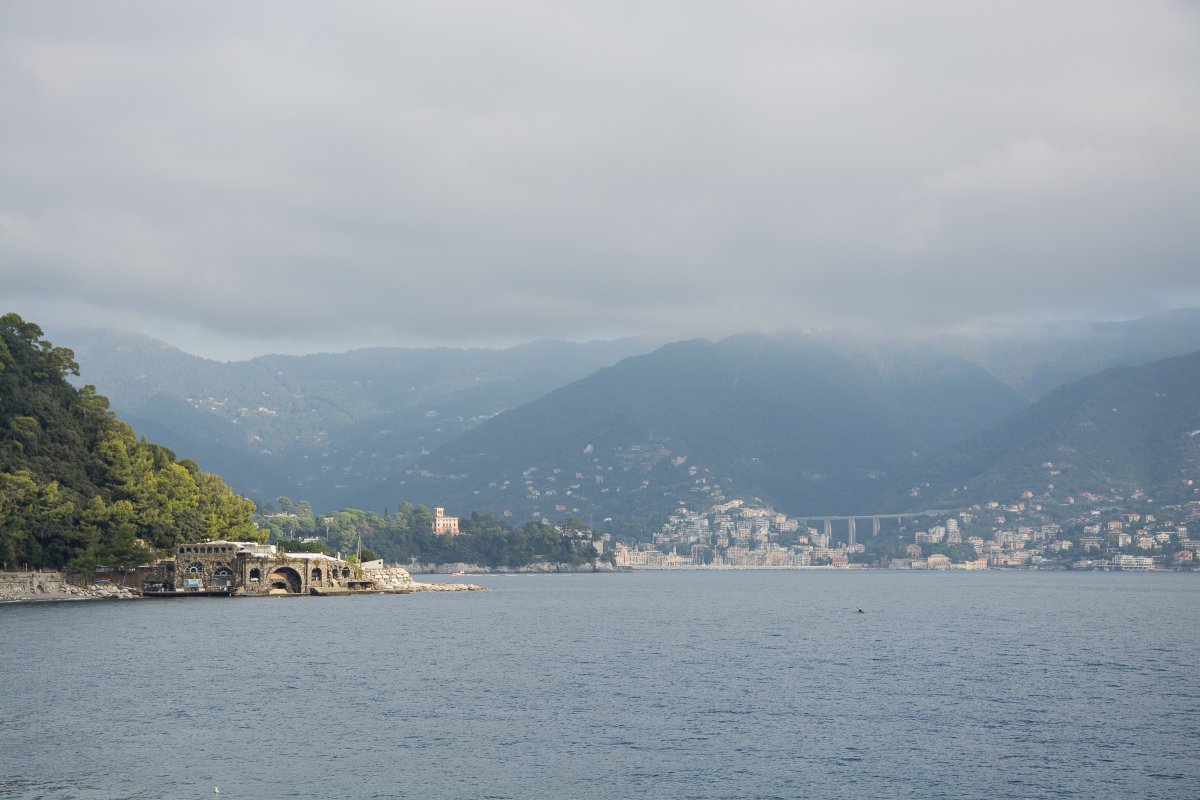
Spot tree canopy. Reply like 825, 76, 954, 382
255, 499, 606, 569
0, 313, 261, 570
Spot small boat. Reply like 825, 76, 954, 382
451, 571, 465, 576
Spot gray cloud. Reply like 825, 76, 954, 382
3, 1, 1198, 359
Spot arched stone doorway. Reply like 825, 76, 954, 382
268, 566, 302, 593
311, 567, 323, 584
212, 565, 234, 589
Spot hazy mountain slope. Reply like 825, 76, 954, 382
936, 308, 1200, 399
902, 349, 1200, 508
380, 334, 1028, 526
53, 310, 1200, 525
59, 328, 658, 509
817, 337, 1035, 451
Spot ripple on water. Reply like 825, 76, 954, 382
2, 571, 1199, 800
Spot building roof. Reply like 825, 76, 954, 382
282, 552, 344, 562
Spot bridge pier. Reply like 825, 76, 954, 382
799, 512, 945, 542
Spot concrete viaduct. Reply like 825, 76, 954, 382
797, 511, 952, 548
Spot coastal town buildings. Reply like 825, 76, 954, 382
613, 494, 1200, 572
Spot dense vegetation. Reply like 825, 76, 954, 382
0, 314, 260, 571
257, 499, 609, 569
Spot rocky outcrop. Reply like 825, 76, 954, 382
360, 564, 484, 593
405, 561, 618, 574
0, 564, 485, 602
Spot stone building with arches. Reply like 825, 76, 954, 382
149, 541, 358, 595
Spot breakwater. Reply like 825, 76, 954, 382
0, 571, 137, 601
360, 563, 484, 592
405, 560, 620, 574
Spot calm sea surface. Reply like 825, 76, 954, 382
2, 570, 1198, 800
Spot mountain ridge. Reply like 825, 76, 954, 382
899, 348, 1200, 509
58, 327, 661, 510
378, 333, 1028, 527
51, 311, 1200, 530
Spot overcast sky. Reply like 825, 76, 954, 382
3, 1, 1198, 360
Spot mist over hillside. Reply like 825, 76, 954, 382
53, 310, 1200, 531
929, 308, 1200, 399
59, 328, 659, 510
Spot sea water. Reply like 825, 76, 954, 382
1, 570, 1198, 799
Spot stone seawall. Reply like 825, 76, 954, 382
0, 565, 483, 602
0, 571, 138, 602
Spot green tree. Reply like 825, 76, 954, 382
0, 313, 267, 568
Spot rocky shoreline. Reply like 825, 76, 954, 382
0, 560, 612, 604
360, 564, 485, 593
404, 560, 620, 575
0, 565, 482, 603
0, 575, 138, 603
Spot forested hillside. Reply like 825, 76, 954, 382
0, 314, 260, 570
384, 334, 1028, 527
259, 501, 607, 569
58, 311, 1200, 530
62, 328, 656, 510
901, 349, 1200, 508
